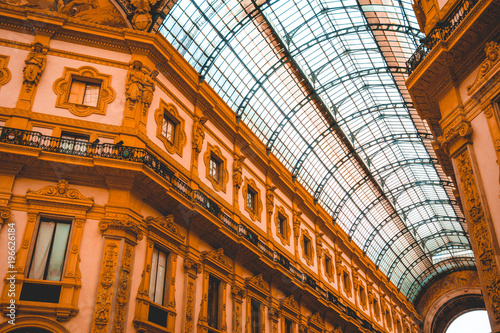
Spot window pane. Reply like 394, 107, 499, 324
28, 221, 56, 280
82, 83, 100, 107
149, 249, 158, 301
155, 250, 167, 305
46, 222, 70, 281
207, 275, 220, 328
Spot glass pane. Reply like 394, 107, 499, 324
28, 221, 56, 280
149, 249, 158, 301
82, 83, 100, 107
46, 222, 70, 281
155, 249, 167, 306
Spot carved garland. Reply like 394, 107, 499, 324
154, 100, 186, 157
0, 55, 11, 86
300, 228, 315, 266
53, 66, 115, 117
274, 205, 291, 246
203, 142, 229, 193
467, 41, 500, 94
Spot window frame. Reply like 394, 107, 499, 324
274, 205, 291, 246
242, 177, 263, 222
134, 215, 184, 333
154, 100, 186, 157
203, 143, 229, 193
53, 66, 115, 117
245, 274, 269, 333
68, 78, 101, 107
300, 228, 314, 266
198, 248, 232, 333
279, 295, 299, 333
323, 249, 334, 283
3, 179, 93, 321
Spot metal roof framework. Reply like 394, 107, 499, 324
158, 0, 474, 301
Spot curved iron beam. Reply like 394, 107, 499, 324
369, 215, 467, 266
337, 102, 407, 126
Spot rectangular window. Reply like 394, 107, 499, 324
162, 117, 176, 143
149, 248, 168, 306
278, 214, 285, 236
28, 217, 71, 281
247, 187, 256, 212
325, 255, 332, 276
209, 155, 220, 182
251, 299, 261, 333
284, 318, 293, 333
207, 275, 221, 329
60, 132, 90, 156
68, 79, 100, 107
303, 237, 311, 258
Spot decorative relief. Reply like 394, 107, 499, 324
233, 154, 246, 190
202, 248, 233, 272
53, 66, 115, 117
185, 280, 195, 333
242, 177, 262, 222
145, 215, 184, 240
125, 60, 158, 119
183, 258, 201, 274
192, 115, 208, 161
266, 185, 276, 224
331, 325, 344, 333
438, 116, 472, 153
203, 143, 229, 193
0, 55, 11, 87
467, 41, 500, 94
112, 243, 134, 333
23, 42, 46, 89
27, 179, 94, 202
92, 241, 119, 333
293, 211, 302, 248
0, 207, 11, 225
154, 100, 187, 156
274, 205, 291, 246
280, 295, 299, 313
98, 218, 143, 241
308, 312, 323, 327
456, 149, 500, 322
246, 274, 269, 293
130, 0, 156, 31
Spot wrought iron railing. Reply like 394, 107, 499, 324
0, 125, 382, 332
406, 0, 479, 73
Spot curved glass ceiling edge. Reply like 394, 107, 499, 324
158, 0, 473, 303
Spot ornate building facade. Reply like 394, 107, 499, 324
0, 0, 496, 332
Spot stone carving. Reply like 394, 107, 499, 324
331, 325, 343, 333
438, 116, 472, 153
192, 115, 208, 160
23, 42, 46, 89
293, 210, 302, 244
185, 281, 195, 333
233, 155, 246, 190
130, 0, 157, 31
0, 207, 11, 224
125, 60, 157, 117
467, 41, 500, 93
145, 215, 184, 240
92, 241, 118, 332
203, 248, 232, 270
27, 179, 94, 202
183, 258, 201, 274
266, 185, 276, 223
281, 295, 299, 312
98, 218, 143, 240
246, 274, 269, 292
308, 312, 323, 326
457, 149, 500, 322
112, 243, 133, 333
0, 55, 11, 87
233, 299, 242, 333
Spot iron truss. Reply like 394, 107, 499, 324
158, 0, 472, 302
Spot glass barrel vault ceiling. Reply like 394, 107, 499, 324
158, 0, 474, 302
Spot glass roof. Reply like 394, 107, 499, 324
158, 0, 474, 301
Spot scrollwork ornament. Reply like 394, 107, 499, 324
0, 55, 11, 87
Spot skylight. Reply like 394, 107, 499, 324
158, 0, 474, 302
